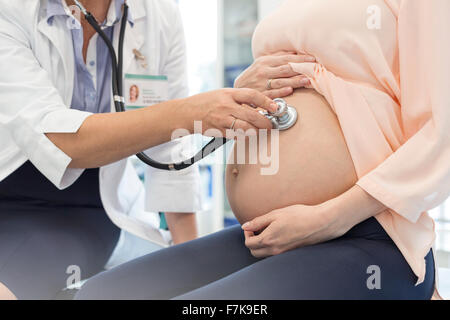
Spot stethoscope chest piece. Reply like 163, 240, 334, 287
260, 98, 298, 131
73, 0, 297, 170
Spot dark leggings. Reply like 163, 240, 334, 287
0, 162, 120, 300
76, 217, 435, 300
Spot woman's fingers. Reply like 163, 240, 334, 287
268, 65, 299, 79
261, 75, 311, 99
244, 227, 281, 258
244, 231, 278, 258
244, 232, 265, 250
269, 75, 311, 90
264, 54, 316, 67
270, 51, 296, 56
234, 53, 315, 93
242, 212, 277, 232
244, 231, 269, 258
244, 230, 255, 240
263, 87, 294, 99
249, 248, 272, 258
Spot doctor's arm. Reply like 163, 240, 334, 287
0, 10, 276, 173
0, 26, 276, 187
47, 88, 276, 170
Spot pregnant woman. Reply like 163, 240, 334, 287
76, 0, 449, 299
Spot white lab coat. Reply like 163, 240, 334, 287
0, 0, 202, 247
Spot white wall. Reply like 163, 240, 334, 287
258, 0, 283, 20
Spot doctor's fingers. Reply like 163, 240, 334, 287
231, 88, 278, 113
223, 117, 258, 137
230, 105, 273, 130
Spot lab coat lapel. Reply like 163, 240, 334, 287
122, 26, 145, 78
37, 17, 75, 105
111, 9, 145, 112
115, 0, 146, 76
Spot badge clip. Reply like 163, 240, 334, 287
133, 49, 148, 69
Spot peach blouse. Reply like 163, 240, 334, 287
253, 0, 450, 290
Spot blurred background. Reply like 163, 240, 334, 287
136, 0, 450, 276
174, 0, 285, 237
129, 0, 275, 237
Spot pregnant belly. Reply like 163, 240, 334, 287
226, 88, 357, 224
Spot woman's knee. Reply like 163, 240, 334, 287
0, 282, 17, 300
74, 272, 111, 300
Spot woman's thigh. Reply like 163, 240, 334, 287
0, 202, 120, 300
76, 225, 259, 300
174, 237, 435, 300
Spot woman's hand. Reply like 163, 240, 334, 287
242, 203, 345, 258
186, 88, 278, 137
235, 52, 316, 99
241, 185, 387, 258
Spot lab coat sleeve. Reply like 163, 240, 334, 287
357, 0, 450, 223
144, 3, 202, 213
0, 11, 92, 189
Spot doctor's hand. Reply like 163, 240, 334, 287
242, 203, 346, 258
235, 52, 315, 99
186, 88, 278, 137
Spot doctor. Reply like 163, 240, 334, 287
0, 0, 278, 300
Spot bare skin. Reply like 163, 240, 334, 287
232, 54, 386, 258
165, 213, 198, 244
66, 2, 200, 248
49, 1, 276, 169
226, 88, 358, 224
1, 0, 278, 299
229, 88, 386, 257
0, 282, 16, 300
66, 0, 110, 62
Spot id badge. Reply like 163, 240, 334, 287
124, 74, 169, 110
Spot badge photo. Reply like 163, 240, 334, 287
124, 74, 169, 110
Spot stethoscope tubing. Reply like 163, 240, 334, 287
78, 2, 228, 171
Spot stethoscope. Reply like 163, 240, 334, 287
73, 0, 298, 171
